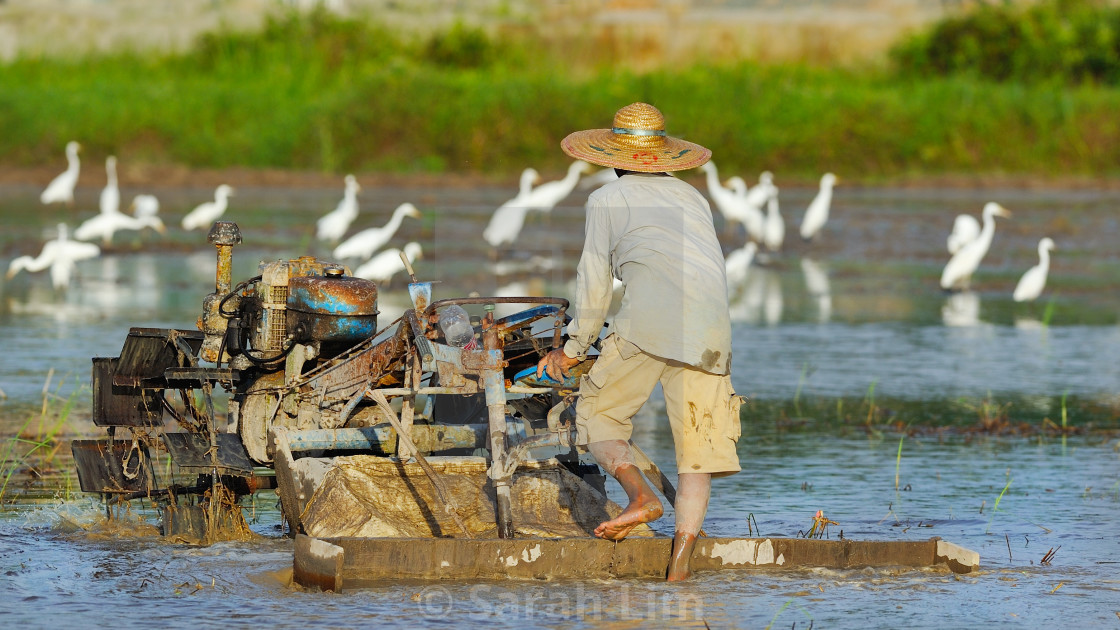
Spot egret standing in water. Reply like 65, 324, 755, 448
316, 174, 362, 243
483, 168, 541, 248
40, 141, 81, 206
762, 187, 784, 252
75, 206, 166, 245
947, 213, 980, 254
799, 173, 838, 241
6, 223, 101, 289
99, 156, 120, 215
727, 173, 775, 241
333, 202, 422, 261
522, 160, 592, 215
182, 184, 235, 231
353, 241, 423, 287
131, 194, 160, 219
703, 163, 765, 240
1013, 237, 1055, 302
939, 202, 1011, 291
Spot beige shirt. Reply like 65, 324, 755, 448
563, 172, 732, 374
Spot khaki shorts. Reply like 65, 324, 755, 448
575, 334, 743, 477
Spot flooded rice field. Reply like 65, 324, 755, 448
1, 177, 1118, 627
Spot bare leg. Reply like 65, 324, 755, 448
667, 472, 711, 581
589, 439, 663, 540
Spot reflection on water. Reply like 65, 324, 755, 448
1015, 315, 1045, 330
729, 267, 783, 326
942, 290, 982, 327
800, 257, 831, 323
2, 183, 1120, 409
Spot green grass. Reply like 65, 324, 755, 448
0, 372, 81, 506
741, 391, 1119, 436
4, 10, 1120, 179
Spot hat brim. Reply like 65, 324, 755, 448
561, 129, 711, 173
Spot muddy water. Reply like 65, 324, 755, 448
2, 435, 1117, 628
1, 180, 1119, 626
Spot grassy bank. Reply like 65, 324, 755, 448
3, 11, 1120, 180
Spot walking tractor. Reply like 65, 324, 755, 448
72, 221, 980, 587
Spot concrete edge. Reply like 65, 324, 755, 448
294, 534, 344, 591
936, 539, 981, 574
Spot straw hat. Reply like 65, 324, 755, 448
561, 102, 711, 173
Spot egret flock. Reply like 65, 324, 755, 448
6, 141, 1058, 323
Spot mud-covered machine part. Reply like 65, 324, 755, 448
72, 220, 590, 543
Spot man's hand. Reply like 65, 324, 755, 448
536, 348, 582, 382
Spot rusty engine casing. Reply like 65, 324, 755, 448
286, 271, 379, 356
229, 257, 376, 366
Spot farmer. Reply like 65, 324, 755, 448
537, 102, 742, 581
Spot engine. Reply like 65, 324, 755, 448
196, 222, 379, 373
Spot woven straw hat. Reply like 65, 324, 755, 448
561, 102, 711, 173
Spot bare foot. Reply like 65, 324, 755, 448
666, 532, 698, 581
594, 498, 663, 540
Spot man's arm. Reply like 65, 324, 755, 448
536, 194, 615, 380
562, 196, 615, 360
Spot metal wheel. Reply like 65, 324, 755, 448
237, 371, 285, 464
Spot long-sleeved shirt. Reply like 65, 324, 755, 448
563, 172, 732, 375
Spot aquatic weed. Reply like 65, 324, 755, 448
985, 471, 1013, 534
957, 391, 1013, 432
1041, 296, 1057, 326
0, 372, 82, 506
895, 429, 907, 491
792, 362, 813, 418
764, 598, 814, 630
863, 380, 878, 425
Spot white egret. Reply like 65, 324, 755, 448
482, 168, 541, 248
703, 162, 765, 240
578, 167, 619, 190
488, 255, 558, 277
799, 173, 838, 241
75, 208, 167, 245
750, 171, 776, 204
131, 194, 160, 218
724, 241, 758, 289
353, 241, 423, 286
333, 202, 422, 261
762, 187, 784, 252
99, 156, 120, 215
700, 161, 737, 213
947, 213, 980, 254
1013, 237, 1055, 302
735, 171, 777, 211
724, 176, 770, 240
182, 184, 235, 231
40, 141, 81, 206
316, 174, 362, 242
6, 223, 101, 289
522, 161, 592, 214
939, 202, 1011, 291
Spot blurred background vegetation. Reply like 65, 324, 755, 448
2, 0, 1120, 181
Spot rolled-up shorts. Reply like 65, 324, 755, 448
575, 334, 743, 477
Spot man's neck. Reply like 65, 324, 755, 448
615, 169, 670, 177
